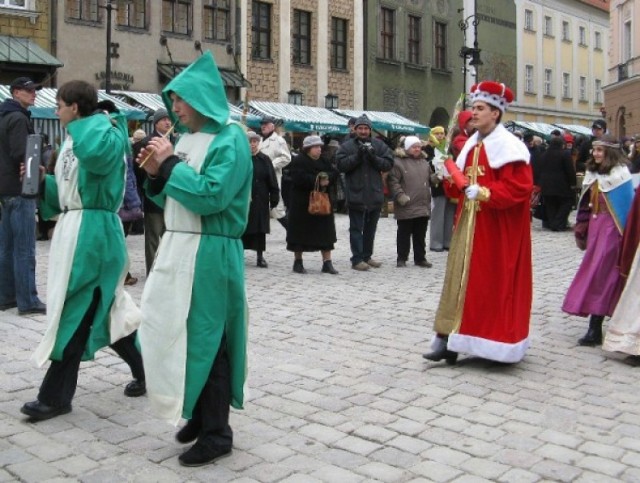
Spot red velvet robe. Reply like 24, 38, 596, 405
441, 143, 533, 362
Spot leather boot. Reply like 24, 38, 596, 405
293, 259, 307, 274
423, 336, 458, 364
578, 315, 604, 346
321, 260, 339, 274
257, 252, 268, 268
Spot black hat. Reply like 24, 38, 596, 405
10, 77, 42, 93
592, 119, 607, 130
260, 116, 277, 125
348, 117, 357, 126
354, 114, 372, 129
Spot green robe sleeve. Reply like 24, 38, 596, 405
40, 174, 61, 220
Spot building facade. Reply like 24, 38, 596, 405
0, 0, 62, 85
50, 1, 246, 101
604, 0, 640, 138
243, 0, 358, 109
511, 0, 609, 124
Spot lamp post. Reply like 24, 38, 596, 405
458, 8, 482, 108
99, 2, 120, 93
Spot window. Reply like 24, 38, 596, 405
544, 16, 552, 36
562, 21, 570, 41
562, 72, 571, 98
525, 65, 534, 93
204, 0, 230, 41
408, 15, 421, 64
0, 0, 28, 8
579, 76, 587, 101
292, 9, 311, 65
331, 17, 348, 70
66, 0, 98, 22
252, 1, 271, 59
162, 0, 192, 35
524, 9, 533, 31
594, 31, 602, 50
434, 21, 447, 69
544, 68, 553, 96
579, 26, 586, 46
595, 79, 602, 103
380, 7, 395, 60
623, 21, 632, 61
117, 0, 146, 29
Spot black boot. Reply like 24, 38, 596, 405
578, 315, 604, 346
257, 252, 268, 268
423, 336, 456, 363
293, 259, 307, 274
321, 260, 339, 274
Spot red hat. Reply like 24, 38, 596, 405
469, 81, 514, 113
563, 133, 574, 143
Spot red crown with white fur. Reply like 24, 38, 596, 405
469, 81, 514, 113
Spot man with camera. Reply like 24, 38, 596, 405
336, 115, 394, 270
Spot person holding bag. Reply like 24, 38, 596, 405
286, 135, 339, 274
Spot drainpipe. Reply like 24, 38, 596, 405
363, 0, 368, 109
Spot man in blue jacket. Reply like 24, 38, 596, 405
0, 77, 46, 315
336, 115, 394, 270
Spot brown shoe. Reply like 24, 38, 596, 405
366, 258, 382, 268
351, 261, 370, 271
124, 275, 138, 286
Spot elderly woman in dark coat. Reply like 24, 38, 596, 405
242, 131, 280, 267
287, 135, 339, 274
538, 136, 577, 231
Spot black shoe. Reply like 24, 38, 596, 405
321, 260, 339, 274
578, 315, 604, 346
430, 248, 444, 252
18, 301, 46, 316
124, 379, 146, 397
293, 259, 307, 274
20, 400, 72, 421
0, 301, 17, 311
445, 351, 458, 365
397, 260, 407, 268
422, 345, 448, 361
257, 258, 268, 268
179, 440, 232, 467
176, 421, 201, 444
415, 259, 433, 268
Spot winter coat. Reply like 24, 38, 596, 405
335, 136, 394, 210
245, 152, 279, 235
286, 151, 338, 249
538, 142, 577, 198
387, 149, 432, 220
0, 98, 35, 195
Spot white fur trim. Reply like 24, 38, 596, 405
456, 124, 530, 171
470, 88, 509, 112
448, 334, 529, 363
581, 164, 632, 193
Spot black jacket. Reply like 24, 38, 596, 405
538, 143, 577, 198
245, 152, 279, 235
0, 99, 35, 196
286, 152, 338, 249
335, 136, 394, 210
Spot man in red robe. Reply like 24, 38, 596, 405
424, 81, 533, 364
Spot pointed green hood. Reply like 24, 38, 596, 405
162, 51, 230, 134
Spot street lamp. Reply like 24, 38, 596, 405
288, 89, 303, 105
458, 8, 483, 108
98, 2, 125, 93
325, 93, 339, 109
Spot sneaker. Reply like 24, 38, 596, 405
178, 440, 232, 467
351, 261, 370, 271
366, 258, 382, 268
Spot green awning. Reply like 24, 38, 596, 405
113, 90, 261, 128
157, 62, 252, 88
505, 121, 558, 141
0, 86, 147, 120
0, 35, 63, 67
335, 109, 429, 134
249, 101, 349, 134
553, 123, 592, 138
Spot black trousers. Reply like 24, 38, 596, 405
397, 216, 429, 262
38, 288, 145, 407
189, 335, 233, 449
543, 195, 574, 231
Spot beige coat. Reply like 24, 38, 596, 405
387, 149, 432, 220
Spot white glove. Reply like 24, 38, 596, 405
465, 184, 480, 200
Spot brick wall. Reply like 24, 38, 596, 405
327, 0, 354, 109
290, 0, 317, 105
0, 0, 50, 50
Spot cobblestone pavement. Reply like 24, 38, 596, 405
2, 213, 640, 482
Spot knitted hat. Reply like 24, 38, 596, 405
302, 135, 324, 149
246, 130, 261, 141
132, 129, 146, 143
153, 108, 169, 125
469, 81, 515, 113
404, 136, 421, 151
431, 126, 445, 135
354, 114, 372, 129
